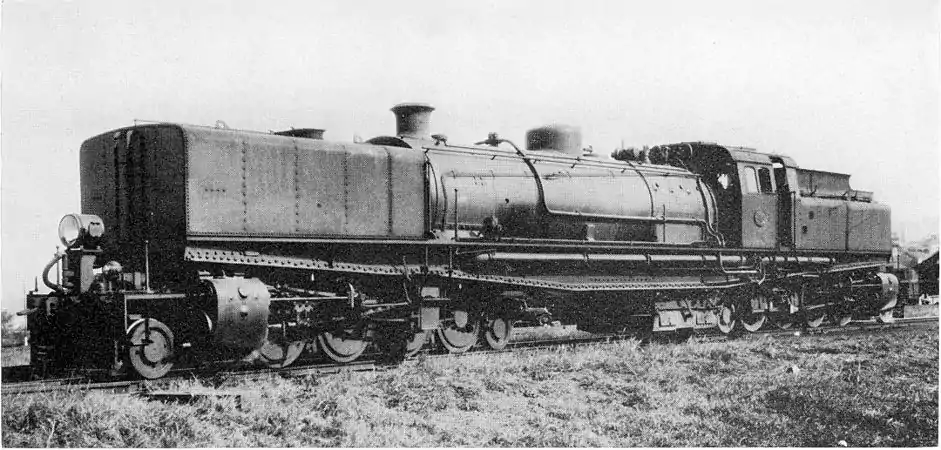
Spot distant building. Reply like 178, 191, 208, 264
891, 233, 939, 269
915, 252, 939, 297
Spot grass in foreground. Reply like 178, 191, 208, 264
2, 326, 937, 447
2, 346, 29, 367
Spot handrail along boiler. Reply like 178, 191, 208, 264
23, 103, 899, 378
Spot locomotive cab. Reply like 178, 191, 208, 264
654, 142, 887, 253
728, 150, 805, 250
699, 145, 796, 249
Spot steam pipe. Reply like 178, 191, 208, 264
619, 157, 657, 217
453, 189, 459, 241
427, 144, 691, 175
144, 240, 152, 293
696, 178, 725, 245
547, 209, 708, 225
42, 250, 67, 294
475, 133, 527, 159
717, 251, 760, 275
475, 134, 549, 216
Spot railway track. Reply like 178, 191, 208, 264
2, 316, 936, 396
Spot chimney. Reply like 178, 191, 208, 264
391, 103, 434, 139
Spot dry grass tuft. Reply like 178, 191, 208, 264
2, 326, 937, 447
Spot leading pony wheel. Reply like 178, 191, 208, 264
127, 318, 174, 379
318, 328, 368, 363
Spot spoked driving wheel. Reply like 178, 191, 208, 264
740, 310, 767, 333
708, 292, 736, 335
437, 310, 479, 354
738, 289, 770, 333
877, 306, 896, 324
400, 330, 429, 358
716, 303, 736, 335
376, 325, 429, 360
127, 318, 174, 379
832, 298, 854, 327
318, 325, 369, 363
771, 290, 798, 330
773, 315, 795, 330
258, 326, 305, 369
804, 308, 826, 328
876, 294, 897, 324
483, 315, 514, 351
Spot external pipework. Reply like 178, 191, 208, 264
391, 103, 435, 139
42, 250, 67, 294
475, 132, 527, 158
475, 132, 547, 210
144, 240, 152, 293
273, 128, 325, 140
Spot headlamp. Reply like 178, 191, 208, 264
58, 213, 105, 248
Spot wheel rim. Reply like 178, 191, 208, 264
877, 308, 895, 324
832, 296, 855, 327
740, 291, 770, 333
805, 310, 826, 328
876, 295, 897, 324
484, 316, 514, 350
773, 315, 795, 330
741, 312, 767, 333
318, 329, 367, 363
437, 320, 479, 354
258, 334, 305, 369
836, 314, 852, 327
127, 319, 174, 379
402, 330, 428, 357
377, 327, 428, 359
716, 305, 736, 334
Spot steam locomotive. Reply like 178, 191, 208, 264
23, 103, 898, 379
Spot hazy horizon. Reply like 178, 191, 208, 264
2, 0, 938, 311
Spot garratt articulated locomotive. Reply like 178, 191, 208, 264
23, 103, 898, 378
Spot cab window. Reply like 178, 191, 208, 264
757, 167, 774, 193
743, 166, 759, 193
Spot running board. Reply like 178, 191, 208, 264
185, 247, 750, 293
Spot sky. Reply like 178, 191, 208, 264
1, 0, 938, 312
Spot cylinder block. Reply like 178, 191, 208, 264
202, 277, 270, 354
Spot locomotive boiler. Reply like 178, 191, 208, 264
23, 103, 899, 379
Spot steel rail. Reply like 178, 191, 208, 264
1, 316, 935, 396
